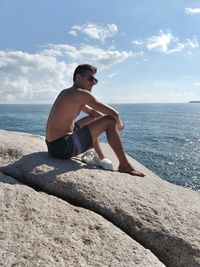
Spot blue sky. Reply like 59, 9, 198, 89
1, 0, 200, 104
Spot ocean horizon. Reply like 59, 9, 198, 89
0, 103, 200, 191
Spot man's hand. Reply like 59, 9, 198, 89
116, 118, 124, 131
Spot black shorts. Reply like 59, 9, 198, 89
46, 124, 93, 159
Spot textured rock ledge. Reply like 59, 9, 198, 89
0, 130, 200, 267
0, 172, 164, 266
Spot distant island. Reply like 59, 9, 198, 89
189, 101, 200, 103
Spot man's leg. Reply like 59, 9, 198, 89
88, 115, 145, 177
75, 115, 95, 127
75, 115, 105, 160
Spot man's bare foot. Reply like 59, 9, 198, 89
118, 163, 145, 177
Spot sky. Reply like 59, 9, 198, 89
0, 0, 200, 104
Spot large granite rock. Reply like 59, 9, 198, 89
0, 172, 164, 267
1, 130, 200, 267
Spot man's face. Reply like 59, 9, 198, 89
77, 72, 98, 91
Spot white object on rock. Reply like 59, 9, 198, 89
98, 158, 113, 170
81, 150, 113, 171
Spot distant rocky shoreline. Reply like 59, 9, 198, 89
189, 101, 200, 103
0, 130, 200, 267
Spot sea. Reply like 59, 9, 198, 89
0, 103, 200, 191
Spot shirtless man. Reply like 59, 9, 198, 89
46, 64, 145, 177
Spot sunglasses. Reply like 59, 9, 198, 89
82, 73, 98, 84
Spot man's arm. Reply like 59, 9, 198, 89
82, 105, 102, 118
78, 90, 124, 130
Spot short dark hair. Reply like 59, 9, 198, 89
73, 64, 97, 82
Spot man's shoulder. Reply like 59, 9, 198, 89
60, 88, 90, 96
76, 88, 90, 93
74, 88, 92, 98
59, 87, 94, 104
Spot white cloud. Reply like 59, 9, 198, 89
185, 7, 200, 14
167, 42, 185, 54
193, 82, 200, 86
147, 32, 173, 53
69, 23, 118, 42
47, 44, 134, 69
68, 30, 77, 36
107, 72, 117, 79
0, 50, 75, 103
132, 40, 144, 46
40, 49, 62, 57
144, 31, 199, 54
0, 43, 134, 103
185, 37, 199, 48
168, 37, 199, 54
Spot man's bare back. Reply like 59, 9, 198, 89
46, 86, 102, 142
46, 87, 84, 142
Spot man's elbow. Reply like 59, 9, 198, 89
110, 110, 119, 120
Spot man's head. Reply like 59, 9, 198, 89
73, 64, 98, 91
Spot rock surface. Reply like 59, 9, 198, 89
1, 130, 200, 267
0, 171, 164, 267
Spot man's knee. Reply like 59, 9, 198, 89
103, 115, 116, 126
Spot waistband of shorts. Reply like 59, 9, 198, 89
45, 134, 71, 145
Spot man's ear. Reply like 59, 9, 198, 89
76, 74, 82, 82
